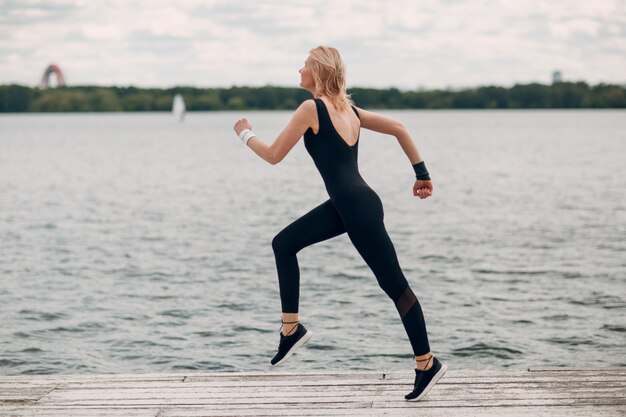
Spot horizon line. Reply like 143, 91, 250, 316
4, 80, 626, 92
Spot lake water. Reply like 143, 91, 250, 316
1, 110, 625, 375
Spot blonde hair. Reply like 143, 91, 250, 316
308, 46, 354, 112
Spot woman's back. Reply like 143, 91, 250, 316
311, 97, 360, 147
304, 98, 368, 197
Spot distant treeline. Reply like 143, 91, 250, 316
1, 82, 625, 112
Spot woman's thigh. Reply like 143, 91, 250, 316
273, 199, 346, 253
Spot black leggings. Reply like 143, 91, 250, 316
271, 196, 431, 356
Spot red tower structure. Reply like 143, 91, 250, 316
40, 64, 66, 89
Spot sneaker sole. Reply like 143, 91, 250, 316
272, 330, 313, 366
405, 363, 448, 402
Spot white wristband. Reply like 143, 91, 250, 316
238, 129, 256, 146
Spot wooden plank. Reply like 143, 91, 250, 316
2, 366, 623, 381
0, 374, 186, 383
5, 379, 623, 390
1, 406, 622, 417
1, 366, 623, 384
0, 408, 160, 417
0, 369, 541, 383
2, 405, 621, 417
34, 384, 626, 403
28, 394, 626, 408
2, 368, 624, 386
182, 375, 626, 384
7, 376, 623, 392
33, 381, 625, 400
157, 405, 626, 417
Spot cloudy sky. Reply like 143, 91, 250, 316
1, 0, 625, 89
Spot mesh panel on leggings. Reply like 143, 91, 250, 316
395, 286, 417, 318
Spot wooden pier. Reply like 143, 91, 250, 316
1, 367, 624, 416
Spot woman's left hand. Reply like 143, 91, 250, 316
413, 180, 433, 199
233, 118, 253, 136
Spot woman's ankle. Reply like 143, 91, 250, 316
281, 313, 299, 336
415, 353, 434, 371
281, 322, 298, 336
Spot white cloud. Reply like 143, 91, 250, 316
0, 0, 624, 89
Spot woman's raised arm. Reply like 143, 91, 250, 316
355, 107, 433, 199
355, 107, 424, 165
233, 99, 315, 165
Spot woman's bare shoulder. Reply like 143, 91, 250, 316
298, 98, 316, 110
294, 99, 317, 122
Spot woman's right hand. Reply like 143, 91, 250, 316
413, 180, 433, 199
233, 118, 252, 136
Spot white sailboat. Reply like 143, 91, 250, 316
172, 93, 186, 122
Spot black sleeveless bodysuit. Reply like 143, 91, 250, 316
271, 98, 430, 356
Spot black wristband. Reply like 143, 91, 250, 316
412, 161, 430, 180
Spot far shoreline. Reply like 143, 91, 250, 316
1, 82, 625, 112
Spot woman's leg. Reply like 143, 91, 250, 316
349, 221, 432, 358
272, 199, 346, 321
340, 195, 431, 359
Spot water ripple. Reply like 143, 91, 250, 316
451, 342, 524, 359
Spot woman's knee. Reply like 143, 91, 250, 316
375, 275, 410, 303
272, 230, 293, 255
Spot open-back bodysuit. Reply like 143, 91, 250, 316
271, 98, 430, 355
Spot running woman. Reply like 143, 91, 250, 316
233, 46, 446, 401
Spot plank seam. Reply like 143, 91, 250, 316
12, 403, 625, 410
34, 385, 59, 404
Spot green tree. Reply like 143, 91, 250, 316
0, 84, 34, 112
